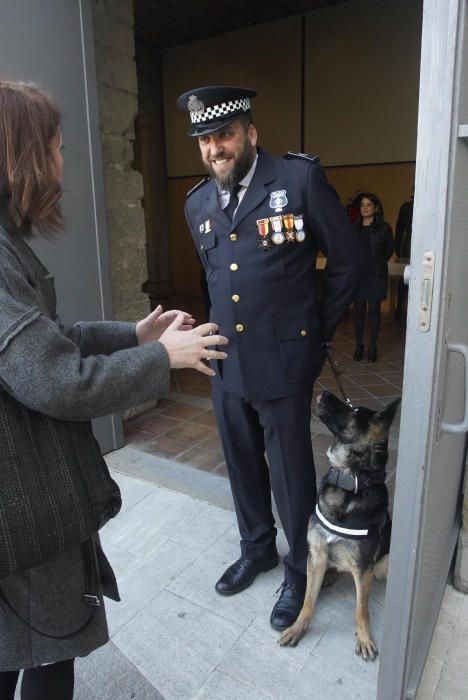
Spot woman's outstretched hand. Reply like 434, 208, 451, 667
158, 314, 228, 376
136, 305, 195, 345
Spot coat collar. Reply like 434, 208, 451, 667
202, 147, 277, 229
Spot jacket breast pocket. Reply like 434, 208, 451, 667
265, 247, 286, 281
275, 316, 322, 383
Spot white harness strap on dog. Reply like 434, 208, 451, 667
315, 504, 370, 538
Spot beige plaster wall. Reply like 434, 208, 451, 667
163, 1, 422, 176
304, 0, 422, 165
163, 15, 303, 177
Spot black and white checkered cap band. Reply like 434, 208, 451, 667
190, 98, 251, 124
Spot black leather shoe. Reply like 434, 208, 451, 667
215, 552, 279, 596
368, 344, 377, 363
353, 343, 364, 361
270, 582, 305, 631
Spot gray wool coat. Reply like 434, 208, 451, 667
0, 206, 170, 671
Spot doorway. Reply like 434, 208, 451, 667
126, 0, 468, 697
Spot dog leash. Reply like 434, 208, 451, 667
324, 344, 357, 410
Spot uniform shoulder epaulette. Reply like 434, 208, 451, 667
284, 151, 320, 164
186, 177, 210, 198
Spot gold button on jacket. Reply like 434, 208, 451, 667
232, 294, 240, 302
236, 323, 244, 332
300, 329, 308, 337
230, 263, 238, 271
230, 233, 238, 241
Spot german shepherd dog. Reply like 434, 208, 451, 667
279, 390, 400, 660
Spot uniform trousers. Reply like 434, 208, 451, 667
212, 385, 316, 587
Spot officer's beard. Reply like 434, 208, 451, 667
204, 138, 256, 192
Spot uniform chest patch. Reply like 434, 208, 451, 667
269, 190, 288, 211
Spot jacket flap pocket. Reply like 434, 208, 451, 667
200, 232, 216, 252
275, 316, 319, 341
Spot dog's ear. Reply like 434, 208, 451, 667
373, 397, 401, 427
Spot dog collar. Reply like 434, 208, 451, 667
315, 504, 383, 540
323, 467, 386, 494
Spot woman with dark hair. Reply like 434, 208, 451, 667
352, 192, 394, 362
0, 79, 228, 700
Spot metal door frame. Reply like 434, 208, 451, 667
0, 0, 124, 453
378, 0, 468, 697
78, 0, 125, 452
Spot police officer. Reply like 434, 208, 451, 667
177, 85, 361, 630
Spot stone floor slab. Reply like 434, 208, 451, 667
193, 669, 271, 699
103, 538, 198, 635
75, 641, 164, 700
112, 590, 244, 699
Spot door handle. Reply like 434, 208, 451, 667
403, 265, 411, 285
441, 342, 468, 433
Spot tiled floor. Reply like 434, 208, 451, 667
124, 298, 405, 493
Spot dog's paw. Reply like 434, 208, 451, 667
279, 623, 307, 647
355, 636, 378, 661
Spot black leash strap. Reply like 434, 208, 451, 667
324, 344, 356, 411
0, 539, 100, 640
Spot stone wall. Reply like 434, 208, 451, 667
91, 0, 149, 321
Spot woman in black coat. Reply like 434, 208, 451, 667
352, 193, 394, 362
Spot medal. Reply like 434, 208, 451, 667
256, 218, 271, 250
269, 215, 285, 245
294, 214, 306, 242
199, 223, 205, 234
269, 189, 288, 212
283, 213, 296, 242
205, 219, 212, 233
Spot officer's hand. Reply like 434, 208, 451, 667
158, 315, 228, 376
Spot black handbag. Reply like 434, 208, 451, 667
0, 386, 122, 579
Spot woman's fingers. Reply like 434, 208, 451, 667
201, 333, 229, 347
158, 319, 228, 375
204, 349, 228, 361
196, 322, 221, 337
195, 361, 216, 377
167, 312, 186, 331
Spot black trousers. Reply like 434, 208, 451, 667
212, 386, 316, 587
353, 300, 381, 346
0, 659, 74, 700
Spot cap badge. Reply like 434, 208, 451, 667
269, 190, 288, 212
188, 95, 205, 115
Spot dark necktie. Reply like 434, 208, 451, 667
224, 184, 242, 221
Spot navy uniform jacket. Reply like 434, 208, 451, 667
185, 147, 361, 401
